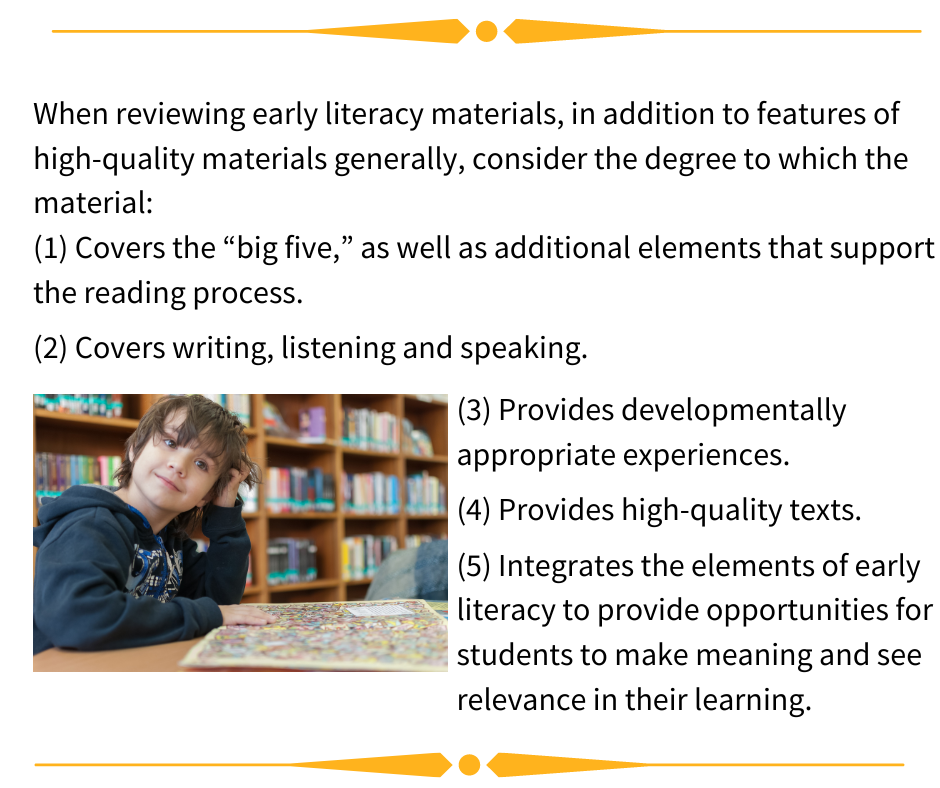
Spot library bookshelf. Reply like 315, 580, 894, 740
33, 394, 448, 603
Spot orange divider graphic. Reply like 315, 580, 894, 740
52, 19, 921, 42
34, 753, 904, 776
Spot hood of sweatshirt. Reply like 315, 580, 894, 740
34, 485, 145, 548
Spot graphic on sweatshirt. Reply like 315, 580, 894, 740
127, 537, 183, 602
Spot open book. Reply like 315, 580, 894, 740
180, 599, 447, 671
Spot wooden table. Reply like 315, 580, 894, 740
33, 638, 200, 671
34, 601, 449, 672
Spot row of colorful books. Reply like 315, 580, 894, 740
34, 461, 438, 516
198, 535, 442, 589
343, 472, 401, 514
35, 453, 121, 500
405, 471, 446, 515
35, 455, 260, 516
34, 394, 125, 418
342, 534, 399, 580
267, 538, 318, 585
265, 466, 336, 513
342, 407, 400, 452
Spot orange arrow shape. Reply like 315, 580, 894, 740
295, 754, 453, 777
309, 20, 470, 43
487, 754, 643, 776
503, 19, 920, 42
36, 754, 452, 777
504, 21, 662, 43
485, 754, 904, 776
52, 20, 471, 42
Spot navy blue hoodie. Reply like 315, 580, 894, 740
33, 485, 250, 655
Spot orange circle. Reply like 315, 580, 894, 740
459, 754, 481, 775
476, 21, 497, 42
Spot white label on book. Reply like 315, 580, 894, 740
347, 604, 414, 617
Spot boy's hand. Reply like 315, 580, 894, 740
219, 604, 278, 626
213, 463, 250, 508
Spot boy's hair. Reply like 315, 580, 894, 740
115, 395, 261, 535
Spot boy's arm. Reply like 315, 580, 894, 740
178, 502, 251, 603
33, 509, 223, 652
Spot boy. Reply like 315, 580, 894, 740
33, 395, 277, 655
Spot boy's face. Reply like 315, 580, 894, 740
124, 411, 222, 523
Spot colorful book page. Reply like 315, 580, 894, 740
180, 599, 447, 671
427, 600, 448, 619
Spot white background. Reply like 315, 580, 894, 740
8, 2, 937, 786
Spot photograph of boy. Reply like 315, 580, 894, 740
33, 395, 276, 655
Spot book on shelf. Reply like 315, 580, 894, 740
342, 472, 400, 515
342, 534, 399, 581
266, 466, 335, 513
262, 399, 293, 436
297, 406, 327, 443
34, 394, 124, 418
402, 417, 435, 457
267, 538, 318, 586
342, 407, 399, 452
405, 533, 444, 550
35, 453, 122, 501
405, 471, 446, 515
